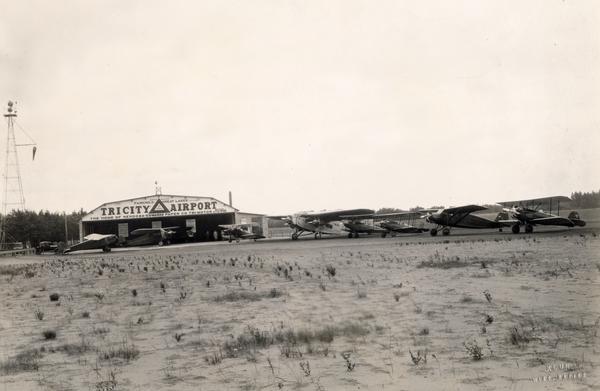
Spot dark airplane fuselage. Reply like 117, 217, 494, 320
379, 221, 428, 233
428, 212, 504, 229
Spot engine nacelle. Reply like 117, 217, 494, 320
568, 211, 586, 226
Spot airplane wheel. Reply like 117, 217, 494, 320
292, 233, 299, 240
166, 240, 171, 245
318, 232, 322, 239
525, 224, 533, 233
353, 232, 359, 239
430, 229, 438, 236
158, 240, 164, 246
102, 246, 111, 253
381, 232, 387, 238
499, 228, 503, 232
236, 238, 240, 243
228, 238, 232, 243
348, 233, 353, 239
442, 228, 450, 236
314, 233, 319, 240
512, 224, 520, 234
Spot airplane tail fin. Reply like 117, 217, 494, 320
568, 211, 586, 227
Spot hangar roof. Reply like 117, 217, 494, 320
82, 194, 238, 222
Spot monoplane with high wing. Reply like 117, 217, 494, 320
269, 209, 374, 240
422, 205, 511, 236
64, 234, 119, 253
125, 227, 179, 246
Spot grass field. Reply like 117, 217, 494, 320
0, 229, 599, 390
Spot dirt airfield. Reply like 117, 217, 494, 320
1, 228, 599, 390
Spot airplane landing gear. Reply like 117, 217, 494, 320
102, 246, 111, 253
314, 232, 322, 239
353, 232, 359, 238
158, 240, 164, 246
512, 224, 520, 234
292, 233, 299, 240
381, 232, 387, 238
525, 224, 533, 233
348, 232, 353, 239
430, 228, 438, 236
442, 228, 450, 236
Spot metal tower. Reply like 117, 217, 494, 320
0, 101, 36, 248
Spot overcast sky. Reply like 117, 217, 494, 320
1, 0, 598, 214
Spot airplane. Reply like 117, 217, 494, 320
36, 241, 59, 254
125, 227, 179, 247
269, 209, 374, 240
422, 205, 512, 236
218, 223, 265, 243
374, 212, 430, 237
341, 215, 389, 238
497, 196, 586, 233
64, 234, 119, 253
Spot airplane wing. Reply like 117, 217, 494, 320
218, 223, 258, 229
130, 228, 162, 235
302, 209, 374, 222
373, 211, 424, 219
83, 233, 116, 241
528, 216, 575, 226
443, 205, 487, 215
267, 215, 292, 220
497, 196, 571, 208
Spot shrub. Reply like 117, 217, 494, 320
325, 265, 336, 278
464, 340, 483, 360
43, 330, 57, 340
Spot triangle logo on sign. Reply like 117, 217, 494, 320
149, 198, 169, 214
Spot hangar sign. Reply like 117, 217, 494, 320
82, 195, 236, 222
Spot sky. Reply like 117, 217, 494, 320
1, 0, 599, 215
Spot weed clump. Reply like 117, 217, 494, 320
464, 339, 483, 360
42, 329, 57, 340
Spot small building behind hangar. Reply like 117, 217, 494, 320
79, 194, 267, 242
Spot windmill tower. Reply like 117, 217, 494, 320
0, 101, 36, 249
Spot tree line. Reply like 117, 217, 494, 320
570, 190, 600, 209
1, 209, 86, 248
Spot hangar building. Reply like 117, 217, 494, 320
79, 194, 267, 242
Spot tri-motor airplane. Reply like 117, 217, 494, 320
422, 205, 512, 236
125, 227, 179, 247
269, 209, 374, 240
218, 223, 265, 243
64, 234, 119, 253
497, 196, 586, 233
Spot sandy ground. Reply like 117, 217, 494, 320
1, 228, 599, 390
